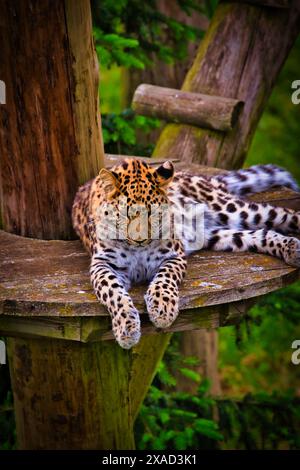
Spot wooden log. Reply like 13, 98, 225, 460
152, 0, 300, 168
133, 84, 243, 131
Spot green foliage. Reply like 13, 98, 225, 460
94, 30, 145, 69
92, 0, 205, 70
218, 393, 300, 450
135, 341, 222, 450
102, 108, 160, 156
94, 0, 212, 156
135, 336, 300, 450
219, 282, 300, 396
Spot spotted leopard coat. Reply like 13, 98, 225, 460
72, 159, 300, 349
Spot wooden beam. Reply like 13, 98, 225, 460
0, 300, 259, 343
133, 84, 243, 131
7, 337, 135, 450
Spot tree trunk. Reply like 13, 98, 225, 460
124, 0, 209, 146
125, 0, 209, 104
177, 330, 221, 395
153, 0, 300, 168
0, 0, 170, 449
0, 0, 104, 240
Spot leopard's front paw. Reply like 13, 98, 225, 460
112, 307, 141, 349
283, 237, 300, 268
145, 286, 179, 329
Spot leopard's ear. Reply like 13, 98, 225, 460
154, 161, 174, 187
99, 168, 119, 195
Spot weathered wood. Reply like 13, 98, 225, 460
7, 337, 135, 450
64, 0, 104, 186
132, 84, 243, 131
0, 0, 104, 240
237, 0, 290, 7
0, 228, 299, 319
0, 300, 258, 343
125, 0, 209, 149
152, 0, 300, 168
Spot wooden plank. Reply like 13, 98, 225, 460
65, 0, 104, 186
0, 299, 254, 343
132, 84, 243, 131
0, 227, 299, 320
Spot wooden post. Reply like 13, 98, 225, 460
0, 0, 104, 239
151, 1, 300, 393
0, 0, 170, 449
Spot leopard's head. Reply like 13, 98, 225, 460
97, 158, 174, 246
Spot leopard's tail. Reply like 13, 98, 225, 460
214, 164, 299, 196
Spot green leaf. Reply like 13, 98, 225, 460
179, 367, 201, 383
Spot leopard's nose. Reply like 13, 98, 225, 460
136, 239, 147, 245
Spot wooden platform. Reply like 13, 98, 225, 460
1, 163, 299, 343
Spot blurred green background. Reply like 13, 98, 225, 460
1, 0, 300, 450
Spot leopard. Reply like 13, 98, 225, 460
72, 158, 300, 349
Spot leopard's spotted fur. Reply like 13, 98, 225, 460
72, 159, 300, 349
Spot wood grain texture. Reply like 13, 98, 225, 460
0, 0, 104, 239
0, 229, 299, 322
152, 0, 300, 168
7, 337, 135, 449
0, 300, 257, 343
133, 84, 243, 131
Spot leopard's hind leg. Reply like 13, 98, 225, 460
205, 228, 300, 267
